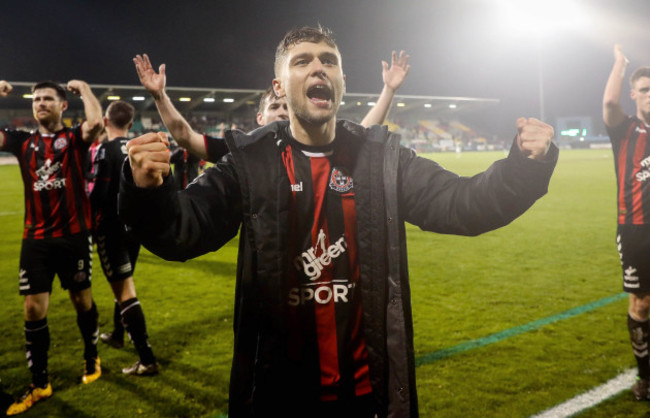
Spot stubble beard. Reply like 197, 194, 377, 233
291, 98, 338, 127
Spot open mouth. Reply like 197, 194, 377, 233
307, 84, 333, 106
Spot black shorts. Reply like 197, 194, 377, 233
95, 221, 140, 283
618, 224, 650, 293
19, 233, 93, 295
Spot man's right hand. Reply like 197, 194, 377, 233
614, 44, 629, 66
0, 80, 13, 97
126, 132, 171, 188
133, 54, 166, 100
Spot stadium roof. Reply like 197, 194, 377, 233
1, 81, 499, 122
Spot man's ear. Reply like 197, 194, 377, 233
61, 100, 68, 112
256, 112, 264, 126
273, 78, 285, 98
343, 73, 347, 94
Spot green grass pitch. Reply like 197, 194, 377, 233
0, 149, 645, 417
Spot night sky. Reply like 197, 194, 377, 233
2, 0, 650, 137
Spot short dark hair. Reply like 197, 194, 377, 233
258, 86, 278, 114
630, 67, 650, 89
32, 81, 67, 100
274, 25, 337, 76
106, 100, 135, 129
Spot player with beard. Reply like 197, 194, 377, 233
0, 80, 103, 416
119, 26, 557, 417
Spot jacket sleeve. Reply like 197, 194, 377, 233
118, 155, 242, 261
399, 139, 558, 236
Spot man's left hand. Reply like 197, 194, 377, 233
516, 117, 553, 160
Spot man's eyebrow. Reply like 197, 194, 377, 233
319, 52, 339, 63
290, 52, 313, 62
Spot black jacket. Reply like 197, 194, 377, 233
119, 120, 558, 417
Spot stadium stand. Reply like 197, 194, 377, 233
0, 81, 501, 159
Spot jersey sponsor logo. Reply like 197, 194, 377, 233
288, 280, 356, 306
329, 167, 353, 193
34, 159, 66, 191
53, 137, 67, 150
293, 229, 347, 280
637, 156, 650, 182
636, 126, 648, 134
637, 171, 650, 182
35, 158, 60, 179
289, 230, 352, 306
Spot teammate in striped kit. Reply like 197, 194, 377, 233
0, 80, 104, 415
604, 44, 650, 400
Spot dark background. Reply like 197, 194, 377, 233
1, 0, 649, 137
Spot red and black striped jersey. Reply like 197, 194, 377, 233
1, 126, 92, 239
281, 134, 372, 402
607, 116, 650, 225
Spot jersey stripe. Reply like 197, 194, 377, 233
617, 125, 631, 224
631, 128, 647, 224
309, 157, 341, 400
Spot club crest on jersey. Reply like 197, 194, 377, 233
53, 137, 67, 150
329, 167, 353, 193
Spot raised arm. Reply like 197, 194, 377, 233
67, 80, 104, 142
120, 131, 241, 261
603, 44, 629, 128
360, 50, 410, 128
0, 80, 12, 146
400, 117, 557, 236
133, 54, 209, 160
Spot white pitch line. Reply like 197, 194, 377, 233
531, 369, 637, 418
